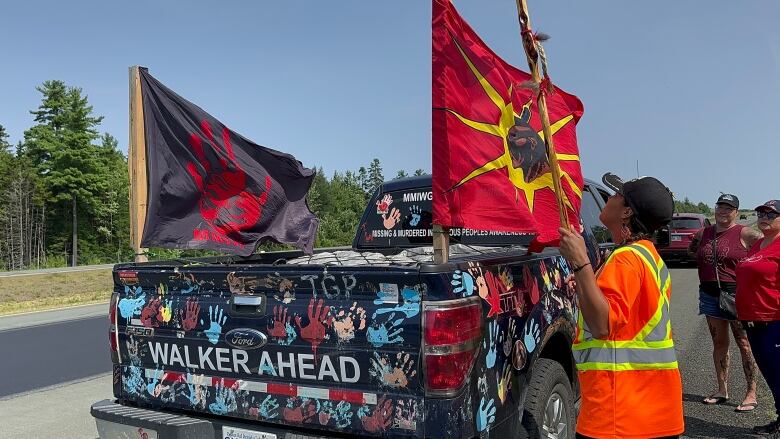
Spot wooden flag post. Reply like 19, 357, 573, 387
432, 224, 449, 264
514, 0, 570, 229
128, 66, 149, 263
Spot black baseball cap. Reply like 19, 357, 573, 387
602, 172, 674, 233
755, 200, 780, 214
716, 193, 739, 209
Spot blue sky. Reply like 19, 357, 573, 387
1, 1, 779, 208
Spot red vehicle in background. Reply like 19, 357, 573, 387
657, 213, 711, 265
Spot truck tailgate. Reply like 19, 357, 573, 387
114, 264, 424, 436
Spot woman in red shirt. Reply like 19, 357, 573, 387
736, 200, 780, 437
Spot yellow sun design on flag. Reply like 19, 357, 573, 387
444, 36, 582, 212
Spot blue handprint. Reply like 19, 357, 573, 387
118, 289, 146, 322
524, 318, 540, 354
146, 367, 166, 396
451, 270, 475, 296
409, 205, 422, 227
209, 379, 237, 415
373, 288, 420, 319
185, 372, 207, 408
123, 365, 144, 396
476, 397, 496, 432
484, 320, 499, 369
367, 313, 404, 347
332, 401, 353, 428
202, 305, 227, 345
258, 395, 280, 419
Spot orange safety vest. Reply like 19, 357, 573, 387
573, 241, 684, 438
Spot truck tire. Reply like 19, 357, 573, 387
521, 358, 575, 439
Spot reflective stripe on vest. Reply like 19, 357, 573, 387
573, 242, 678, 371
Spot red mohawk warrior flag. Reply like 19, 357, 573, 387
432, 0, 584, 245
139, 69, 319, 256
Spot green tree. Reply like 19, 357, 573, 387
23, 81, 107, 266
395, 170, 408, 179
414, 168, 426, 176
367, 158, 384, 196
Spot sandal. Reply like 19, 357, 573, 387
735, 402, 758, 412
702, 394, 729, 405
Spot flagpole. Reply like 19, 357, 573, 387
128, 66, 149, 263
514, 0, 570, 230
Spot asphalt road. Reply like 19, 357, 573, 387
0, 268, 775, 438
0, 263, 115, 278
0, 304, 111, 397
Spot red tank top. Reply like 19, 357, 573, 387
697, 225, 747, 284
736, 238, 780, 321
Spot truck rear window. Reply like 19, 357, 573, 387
670, 218, 703, 229
354, 186, 534, 249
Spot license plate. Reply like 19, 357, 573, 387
222, 426, 277, 439
671, 235, 682, 241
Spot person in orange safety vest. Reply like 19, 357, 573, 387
559, 172, 684, 439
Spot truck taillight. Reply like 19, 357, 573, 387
109, 292, 118, 326
423, 298, 482, 396
109, 292, 119, 362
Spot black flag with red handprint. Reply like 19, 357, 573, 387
139, 68, 319, 255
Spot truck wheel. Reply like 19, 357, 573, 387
521, 358, 575, 439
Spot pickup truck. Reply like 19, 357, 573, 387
92, 175, 614, 439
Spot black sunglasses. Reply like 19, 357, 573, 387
757, 211, 780, 220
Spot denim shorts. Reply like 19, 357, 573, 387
698, 290, 733, 320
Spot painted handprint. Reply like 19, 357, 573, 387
157, 299, 173, 324
179, 297, 200, 331
373, 287, 420, 319
484, 320, 499, 369
331, 401, 353, 428
146, 367, 169, 397
118, 288, 145, 322
125, 336, 141, 365
504, 319, 516, 356
202, 305, 227, 345
123, 365, 144, 396
186, 372, 207, 409
524, 318, 540, 353
295, 298, 332, 356
376, 194, 393, 214
476, 397, 496, 432
140, 296, 161, 327
186, 120, 272, 240
497, 362, 512, 404
382, 208, 401, 229
269, 305, 297, 345
394, 399, 418, 431
370, 352, 417, 388
209, 379, 237, 415
367, 312, 404, 347
283, 397, 317, 424
451, 269, 475, 297
483, 271, 504, 318
257, 395, 280, 419
360, 397, 394, 433
408, 205, 422, 227
468, 262, 488, 299
333, 302, 366, 342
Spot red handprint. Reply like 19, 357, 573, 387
141, 297, 161, 327
295, 298, 332, 357
483, 272, 505, 318
268, 305, 291, 339
179, 297, 200, 331
186, 120, 273, 240
282, 398, 317, 424
360, 397, 393, 433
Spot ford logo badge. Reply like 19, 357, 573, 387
224, 328, 268, 350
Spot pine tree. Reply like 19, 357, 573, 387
395, 170, 408, 179
23, 81, 106, 266
414, 168, 426, 176
367, 158, 384, 196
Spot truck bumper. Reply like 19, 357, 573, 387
91, 399, 337, 439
